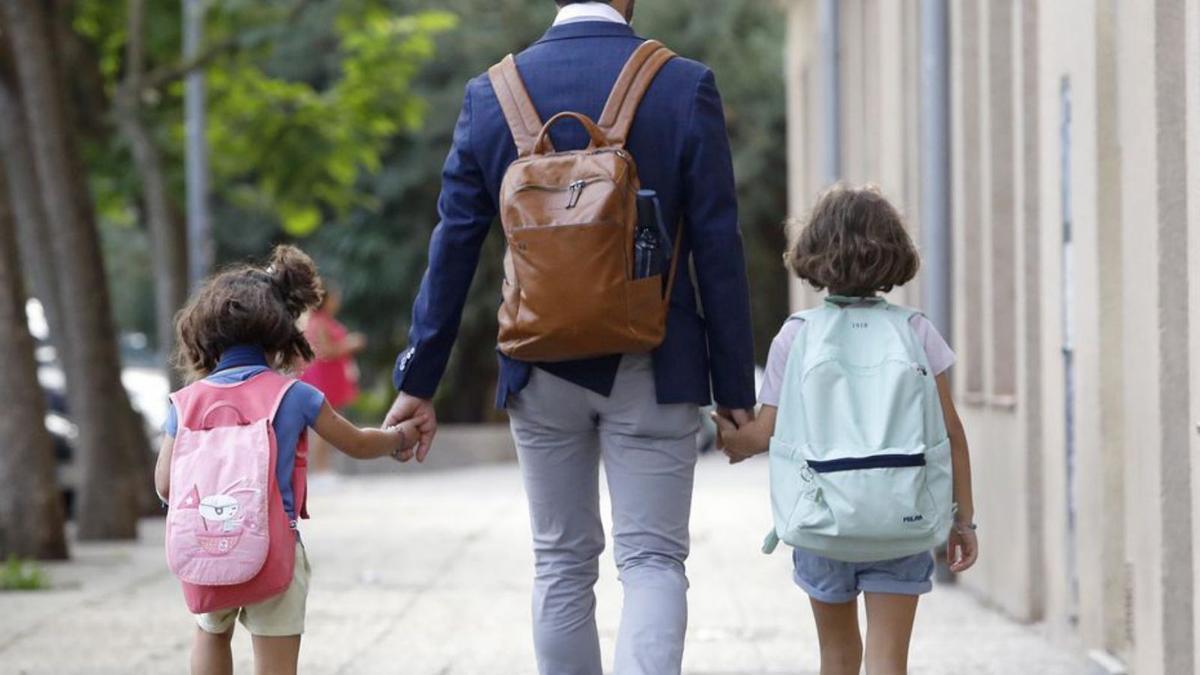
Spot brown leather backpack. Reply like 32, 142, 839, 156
488, 40, 682, 363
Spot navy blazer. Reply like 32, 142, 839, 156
394, 21, 756, 410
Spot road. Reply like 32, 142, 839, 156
0, 454, 1086, 674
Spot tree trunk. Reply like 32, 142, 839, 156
2, 0, 146, 540
118, 111, 189, 391
119, 0, 189, 392
0, 55, 67, 361
0, 164, 68, 560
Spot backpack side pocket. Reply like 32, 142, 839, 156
769, 438, 835, 540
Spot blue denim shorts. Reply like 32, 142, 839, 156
792, 548, 935, 604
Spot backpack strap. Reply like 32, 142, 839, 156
762, 529, 781, 554
597, 40, 676, 147
267, 379, 298, 425
488, 55, 550, 157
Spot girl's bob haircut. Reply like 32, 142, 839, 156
786, 183, 920, 296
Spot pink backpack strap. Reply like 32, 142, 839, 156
294, 432, 310, 521
267, 379, 298, 424
266, 378, 310, 523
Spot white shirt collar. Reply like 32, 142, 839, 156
553, 2, 628, 26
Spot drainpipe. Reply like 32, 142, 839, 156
919, 0, 952, 340
819, 0, 841, 184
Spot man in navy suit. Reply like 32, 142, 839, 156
385, 1, 756, 672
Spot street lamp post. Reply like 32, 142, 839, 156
183, 0, 212, 289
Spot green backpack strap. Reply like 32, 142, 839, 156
762, 529, 781, 554
761, 310, 821, 557
824, 294, 885, 307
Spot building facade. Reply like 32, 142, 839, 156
782, 1, 1200, 672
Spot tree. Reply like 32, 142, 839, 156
115, 0, 189, 391
0, 50, 65, 363
0, 164, 68, 561
2, 0, 148, 540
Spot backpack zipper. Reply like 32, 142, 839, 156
567, 180, 585, 209
510, 176, 614, 210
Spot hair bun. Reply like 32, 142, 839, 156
268, 245, 324, 317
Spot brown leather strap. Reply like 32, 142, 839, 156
533, 112, 610, 155
597, 40, 676, 147
488, 55, 551, 157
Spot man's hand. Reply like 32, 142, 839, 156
384, 392, 437, 463
711, 413, 747, 464
713, 407, 755, 449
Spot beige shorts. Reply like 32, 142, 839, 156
195, 540, 311, 637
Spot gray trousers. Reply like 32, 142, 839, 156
508, 355, 701, 675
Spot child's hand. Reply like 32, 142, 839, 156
947, 523, 978, 573
385, 420, 420, 462
710, 411, 759, 464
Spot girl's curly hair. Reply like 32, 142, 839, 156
174, 245, 325, 381
786, 184, 920, 296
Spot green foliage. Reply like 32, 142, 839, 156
0, 556, 50, 591
202, 5, 457, 235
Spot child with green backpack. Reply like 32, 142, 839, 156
713, 184, 978, 675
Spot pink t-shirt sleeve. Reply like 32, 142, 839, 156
758, 319, 803, 407
910, 314, 956, 376
756, 312, 956, 407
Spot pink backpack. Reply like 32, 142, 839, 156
165, 370, 308, 614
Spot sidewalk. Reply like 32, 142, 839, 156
0, 455, 1085, 674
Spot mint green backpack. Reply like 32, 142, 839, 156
762, 296, 954, 562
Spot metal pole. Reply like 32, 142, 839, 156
919, 0, 951, 340
183, 0, 212, 289
818, 0, 841, 184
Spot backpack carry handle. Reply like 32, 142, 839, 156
824, 294, 886, 307
199, 401, 252, 430
533, 112, 609, 155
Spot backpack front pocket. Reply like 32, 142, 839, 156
809, 452, 939, 541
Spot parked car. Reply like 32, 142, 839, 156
29, 299, 169, 516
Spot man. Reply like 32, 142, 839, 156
385, 1, 756, 672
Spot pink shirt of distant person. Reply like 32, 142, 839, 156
300, 309, 359, 409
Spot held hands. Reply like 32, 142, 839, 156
711, 407, 761, 464
384, 392, 437, 463
383, 420, 421, 461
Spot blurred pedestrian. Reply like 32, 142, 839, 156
300, 283, 365, 476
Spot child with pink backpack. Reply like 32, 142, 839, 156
154, 245, 418, 675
